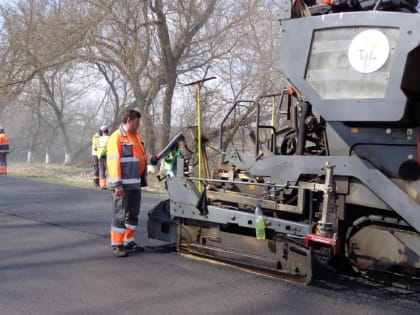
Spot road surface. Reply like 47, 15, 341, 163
0, 176, 419, 315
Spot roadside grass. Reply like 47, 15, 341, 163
7, 162, 167, 194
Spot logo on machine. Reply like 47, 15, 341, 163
348, 29, 390, 74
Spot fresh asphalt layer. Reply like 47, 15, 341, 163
0, 176, 419, 315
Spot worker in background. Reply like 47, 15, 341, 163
0, 126, 9, 175
107, 109, 158, 257
91, 129, 102, 188
97, 126, 110, 190
164, 146, 182, 178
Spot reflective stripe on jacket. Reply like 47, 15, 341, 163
106, 125, 147, 190
0, 133, 9, 154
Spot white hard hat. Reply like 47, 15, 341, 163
100, 126, 108, 132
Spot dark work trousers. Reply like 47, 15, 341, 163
93, 156, 99, 186
0, 153, 7, 175
111, 189, 142, 230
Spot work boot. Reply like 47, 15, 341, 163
112, 245, 128, 257
124, 241, 144, 252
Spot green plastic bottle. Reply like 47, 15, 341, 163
255, 204, 266, 240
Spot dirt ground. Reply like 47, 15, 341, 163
7, 162, 166, 193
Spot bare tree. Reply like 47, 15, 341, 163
150, 0, 218, 149
81, 0, 161, 152
173, 1, 285, 167
94, 62, 133, 131
35, 64, 98, 163
83, 1, 263, 153
1, 0, 109, 163
0, 0, 288, 166
1, 0, 89, 90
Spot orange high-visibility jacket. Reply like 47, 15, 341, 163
0, 133, 9, 154
106, 125, 147, 190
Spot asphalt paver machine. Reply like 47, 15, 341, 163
148, 1, 420, 289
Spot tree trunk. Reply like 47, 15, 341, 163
27, 151, 33, 163
133, 82, 161, 155
59, 122, 73, 164
160, 73, 176, 149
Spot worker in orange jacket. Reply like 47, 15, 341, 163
107, 109, 158, 257
0, 126, 10, 175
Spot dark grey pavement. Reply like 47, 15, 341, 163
0, 176, 419, 315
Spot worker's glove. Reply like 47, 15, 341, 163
149, 155, 158, 165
